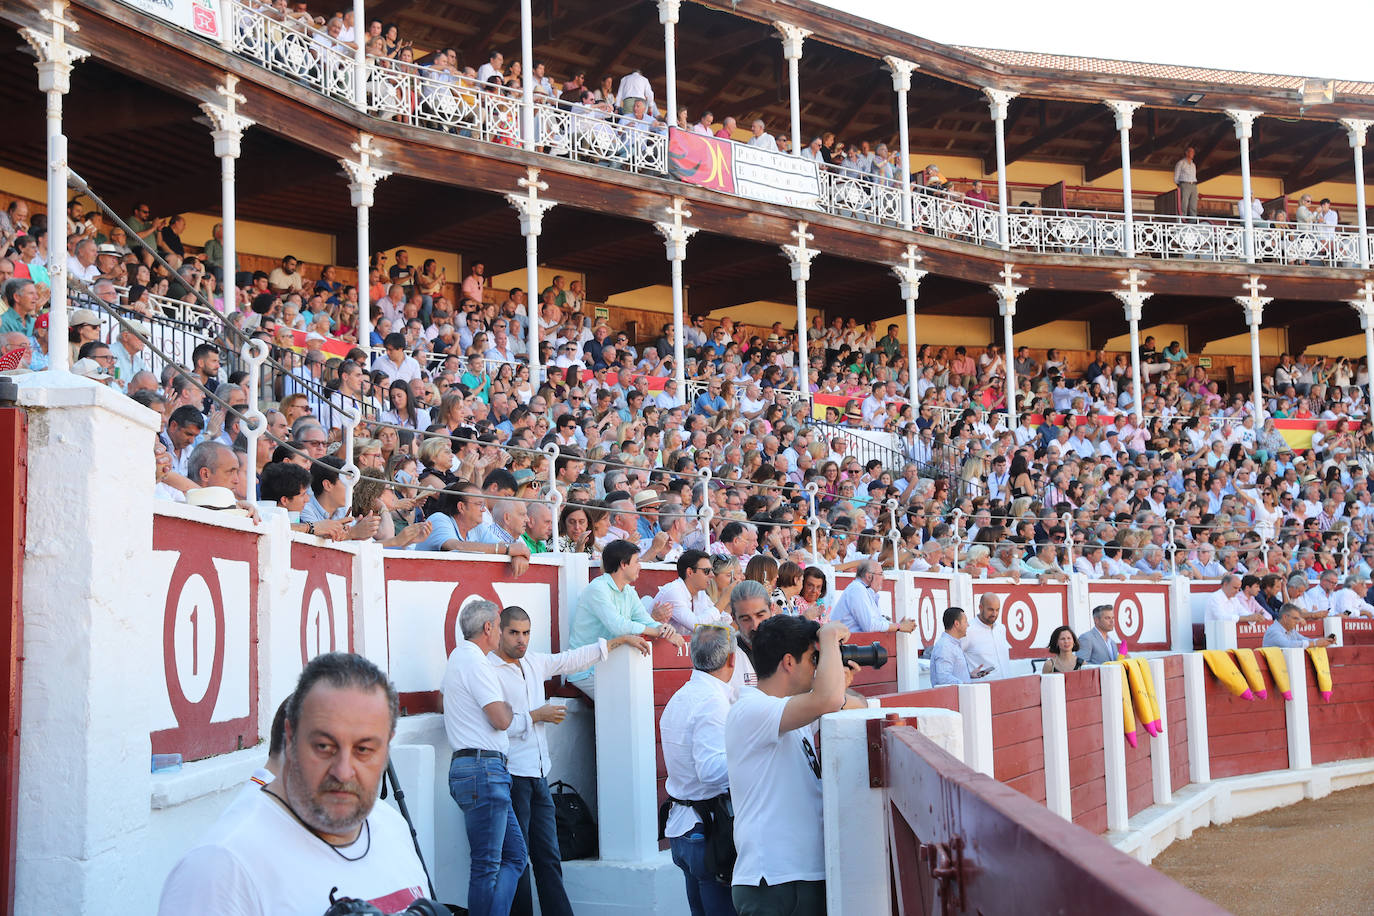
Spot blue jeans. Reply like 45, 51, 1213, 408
449, 755, 527, 916
671, 831, 738, 916
510, 775, 574, 916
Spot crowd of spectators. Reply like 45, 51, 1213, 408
6, 183, 1374, 630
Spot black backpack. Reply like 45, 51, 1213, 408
550, 780, 598, 861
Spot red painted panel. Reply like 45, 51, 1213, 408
971, 581, 1070, 659
1086, 581, 1173, 652
0, 407, 26, 914
1204, 652, 1288, 778
1307, 648, 1374, 765
1164, 657, 1190, 792
876, 686, 960, 711
989, 675, 1043, 714
290, 540, 356, 660
1064, 668, 1107, 833
991, 675, 1046, 803
1341, 619, 1374, 645
150, 515, 261, 760
1125, 739, 1154, 818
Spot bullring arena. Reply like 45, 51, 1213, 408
3, 0, 1374, 913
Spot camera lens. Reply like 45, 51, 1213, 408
838, 641, 888, 669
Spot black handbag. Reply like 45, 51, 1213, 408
658, 792, 736, 885
550, 780, 598, 861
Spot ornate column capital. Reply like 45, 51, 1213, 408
507, 167, 557, 236
656, 0, 681, 26
1347, 279, 1374, 328
781, 221, 817, 282
884, 56, 918, 93
1104, 99, 1142, 132
991, 264, 1025, 316
773, 21, 812, 61
199, 75, 254, 159
892, 244, 926, 300
653, 197, 698, 261
21, 0, 89, 94
983, 87, 1018, 121
1235, 276, 1271, 325
1226, 108, 1263, 140
339, 133, 392, 208
1342, 118, 1372, 149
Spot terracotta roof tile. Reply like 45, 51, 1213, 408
957, 46, 1374, 97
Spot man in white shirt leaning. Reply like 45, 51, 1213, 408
490, 606, 648, 916
960, 594, 1010, 680
653, 549, 728, 635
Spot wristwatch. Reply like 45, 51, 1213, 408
307, 521, 316, 536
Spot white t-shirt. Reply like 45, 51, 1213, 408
725, 687, 825, 886
441, 640, 508, 753
157, 789, 428, 915
728, 645, 758, 693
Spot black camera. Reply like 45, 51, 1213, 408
323, 888, 450, 916
839, 641, 888, 669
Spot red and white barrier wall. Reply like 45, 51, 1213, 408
12, 374, 1374, 913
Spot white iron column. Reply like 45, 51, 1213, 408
775, 21, 811, 155
893, 244, 927, 407
991, 264, 1025, 429
984, 88, 1018, 250
885, 56, 918, 231
1341, 118, 1371, 269
1112, 269, 1152, 422
199, 76, 254, 317
352, 0, 366, 110
22, 0, 89, 373
1105, 100, 1141, 257
509, 168, 557, 384
1348, 279, 1374, 412
654, 197, 697, 397
1227, 109, 1262, 262
658, 0, 681, 132
519, 0, 534, 150
782, 222, 818, 396
340, 134, 392, 353
1235, 276, 1271, 423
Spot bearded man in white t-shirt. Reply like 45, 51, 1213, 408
158, 653, 430, 915
725, 615, 852, 915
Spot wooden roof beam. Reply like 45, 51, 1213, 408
1285, 133, 1365, 193
1194, 130, 1306, 184
602, 14, 660, 78
1190, 119, 1235, 174
472, 4, 517, 56
997, 105, 1100, 174
551, 0, 640, 37
370, 194, 513, 255
832, 72, 890, 141
1084, 116, 1203, 181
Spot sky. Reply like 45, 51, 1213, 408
813, 0, 1374, 84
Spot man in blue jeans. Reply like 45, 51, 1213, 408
489, 605, 650, 916
660, 623, 739, 915
443, 599, 527, 916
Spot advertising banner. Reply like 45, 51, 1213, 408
668, 128, 820, 210
125, 0, 225, 42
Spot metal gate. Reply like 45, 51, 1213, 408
881, 725, 1230, 916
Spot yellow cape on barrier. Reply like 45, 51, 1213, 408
1307, 645, 1333, 702
1104, 661, 1139, 747
1256, 647, 1292, 700
1131, 657, 1163, 734
1202, 650, 1254, 700
1230, 648, 1268, 699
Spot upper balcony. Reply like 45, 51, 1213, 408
4, 0, 1373, 349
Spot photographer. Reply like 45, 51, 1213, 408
725, 616, 853, 916
158, 653, 429, 915
660, 625, 738, 916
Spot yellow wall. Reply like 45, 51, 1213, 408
1305, 334, 1367, 359
0, 166, 45, 204
375, 245, 461, 283
1103, 322, 1190, 353
914, 314, 995, 345
608, 284, 674, 314
178, 212, 335, 265
1016, 320, 1089, 350
491, 266, 583, 295
1202, 328, 1287, 356
711, 300, 810, 327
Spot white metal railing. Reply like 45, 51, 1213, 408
218, 0, 1366, 269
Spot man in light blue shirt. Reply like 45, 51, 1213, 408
929, 607, 990, 686
1263, 604, 1336, 649
566, 539, 684, 697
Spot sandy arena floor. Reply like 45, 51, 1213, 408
1151, 783, 1374, 915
